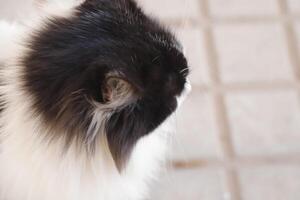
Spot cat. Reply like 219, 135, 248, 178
0, 0, 191, 199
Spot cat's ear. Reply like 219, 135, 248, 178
102, 74, 144, 171
101, 75, 137, 107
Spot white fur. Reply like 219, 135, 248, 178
0, 21, 24, 62
0, 1, 191, 199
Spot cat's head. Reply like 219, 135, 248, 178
21, 0, 190, 170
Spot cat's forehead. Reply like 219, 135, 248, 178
147, 32, 183, 53
76, 0, 182, 50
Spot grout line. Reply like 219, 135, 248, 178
191, 81, 300, 93
278, 0, 300, 106
161, 15, 300, 28
171, 155, 300, 170
278, 0, 300, 79
199, 1, 235, 158
199, 0, 242, 199
210, 15, 299, 24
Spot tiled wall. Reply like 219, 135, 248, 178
136, 0, 300, 199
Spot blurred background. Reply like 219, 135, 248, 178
1, 0, 300, 199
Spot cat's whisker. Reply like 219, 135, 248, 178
179, 68, 189, 76
151, 55, 160, 63
70, 88, 85, 96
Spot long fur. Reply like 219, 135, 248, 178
0, 0, 191, 199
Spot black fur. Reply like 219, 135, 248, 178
22, 0, 189, 169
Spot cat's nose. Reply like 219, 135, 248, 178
177, 79, 192, 107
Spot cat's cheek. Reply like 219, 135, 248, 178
176, 79, 192, 108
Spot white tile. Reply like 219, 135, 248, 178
0, 0, 36, 21
239, 166, 300, 200
288, 0, 300, 14
173, 26, 211, 85
170, 90, 221, 160
136, 0, 200, 19
208, 0, 279, 17
226, 90, 300, 156
151, 168, 227, 200
214, 23, 294, 83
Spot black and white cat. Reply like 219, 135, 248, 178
0, 0, 191, 199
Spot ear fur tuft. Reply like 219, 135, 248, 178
101, 73, 141, 171
102, 76, 135, 107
